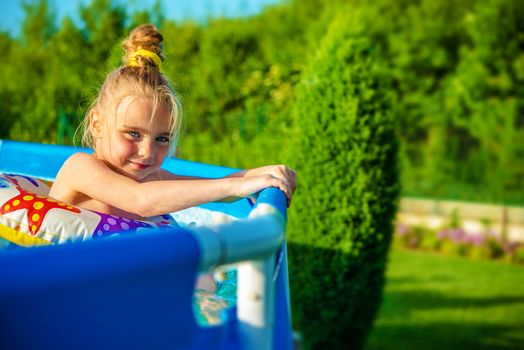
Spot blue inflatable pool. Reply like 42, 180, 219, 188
0, 139, 293, 350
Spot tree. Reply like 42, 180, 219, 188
287, 8, 400, 349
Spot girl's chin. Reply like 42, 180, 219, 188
128, 169, 150, 179
113, 167, 150, 181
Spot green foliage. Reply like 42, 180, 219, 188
188, 18, 263, 137
365, 0, 524, 204
396, 225, 436, 250
286, 8, 400, 349
173, 1, 319, 168
3, 0, 128, 144
21, 0, 56, 47
1, 0, 523, 204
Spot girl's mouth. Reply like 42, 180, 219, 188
130, 161, 151, 170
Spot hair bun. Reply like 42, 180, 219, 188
122, 24, 164, 70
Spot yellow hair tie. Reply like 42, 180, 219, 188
128, 49, 163, 70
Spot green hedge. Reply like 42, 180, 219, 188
286, 9, 400, 349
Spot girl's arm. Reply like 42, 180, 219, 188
54, 153, 292, 217
228, 165, 297, 194
157, 164, 297, 204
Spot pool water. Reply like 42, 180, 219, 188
193, 268, 237, 325
171, 206, 239, 326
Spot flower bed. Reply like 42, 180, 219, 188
394, 223, 524, 265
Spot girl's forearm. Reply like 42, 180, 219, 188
134, 177, 241, 217
224, 169, 247, 178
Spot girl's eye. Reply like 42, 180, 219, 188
156, 136, 170, 144
127, 131, 140, 138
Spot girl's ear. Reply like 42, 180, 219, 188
89, 110, 102, 139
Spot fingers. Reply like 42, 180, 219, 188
277, 166, 296, 202
248, 165, 297, 194
285, 167, 297, 196
246, 165, 297, 207
283, 170, 296, 207
268, 175, 293, 207
268, 166, 296, 207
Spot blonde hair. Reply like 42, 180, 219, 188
81, 24, 182, 153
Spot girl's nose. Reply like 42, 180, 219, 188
138, 141, 152, 159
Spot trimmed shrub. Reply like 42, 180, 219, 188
286, 8, 400, 350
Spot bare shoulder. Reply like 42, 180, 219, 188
50, 152, 95, 202
54, 152, 100, 188
60, 152, 100, 174
65, 152, 97, 166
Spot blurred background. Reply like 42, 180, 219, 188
0, 0, 523, 349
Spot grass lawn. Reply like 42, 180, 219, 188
364, 249, 524, 350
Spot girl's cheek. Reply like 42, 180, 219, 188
159, 147, 170, 160
115, 140, 134, 157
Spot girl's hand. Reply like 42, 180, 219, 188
242, 165, 297, 206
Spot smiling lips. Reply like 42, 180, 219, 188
130, 161, 151, 170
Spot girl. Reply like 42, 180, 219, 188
49, 24, 296, 222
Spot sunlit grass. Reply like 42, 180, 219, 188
365, 249, 524, 350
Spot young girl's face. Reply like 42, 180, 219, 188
94, 96, 173, 181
